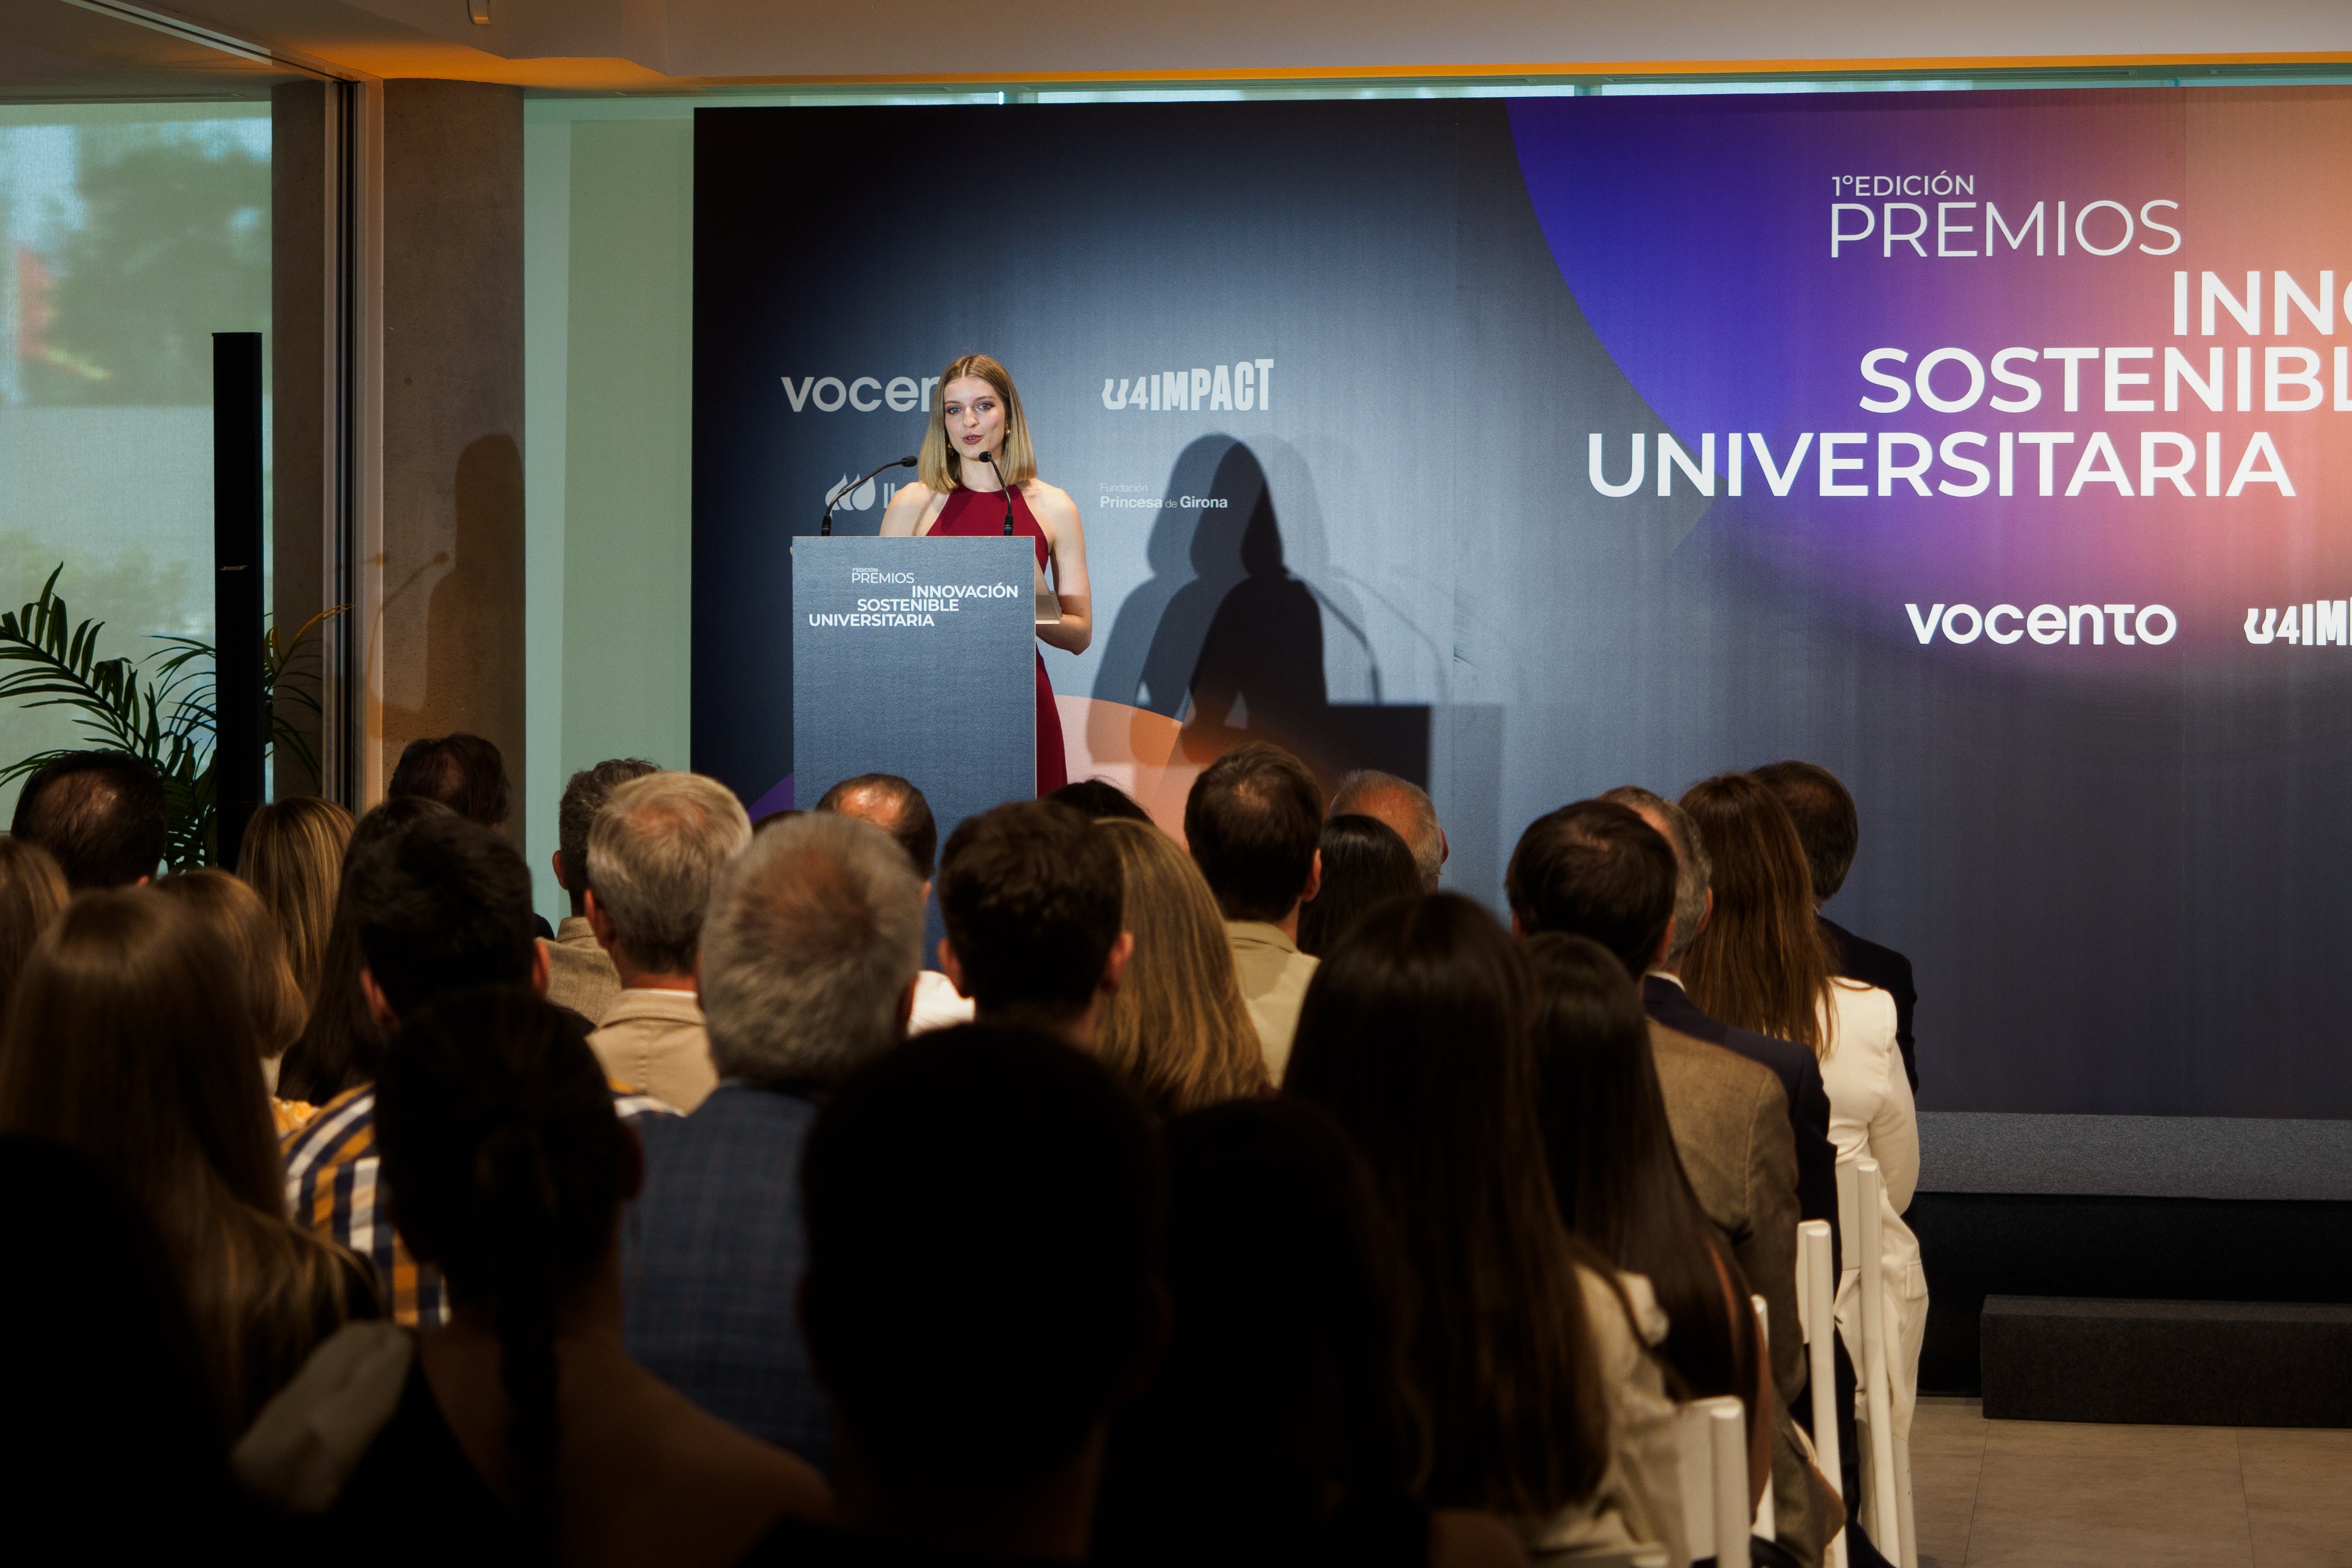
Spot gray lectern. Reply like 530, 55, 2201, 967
792, 536, 1039, 851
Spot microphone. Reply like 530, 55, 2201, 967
820, 455, 916, 537
980, 451, 1016, 536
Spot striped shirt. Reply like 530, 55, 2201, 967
284, 1080, 680, 1327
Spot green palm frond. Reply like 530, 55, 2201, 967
0, 565, 347, 871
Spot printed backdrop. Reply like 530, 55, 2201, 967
694, 91, 2352, 1119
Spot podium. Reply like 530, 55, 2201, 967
792, 536, 1039, 846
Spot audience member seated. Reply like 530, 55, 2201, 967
275, 797, 454, 1107
582, 771, 750, 1111
1, 1137, 251, 1554
0, 888, 377, 1429
239, 988, 830, 1562
1094, 818, 1269, 1115
155, 869, 316, 1134
626, 812, 924, 1471
1681, 774, 1924, 1474
9, 748, 167, 890
1186, 743, 1322, 1078
284, 812, 676, 1327
816, 772, 972, 1035
1505, 802, 1828, 1563
1296, 812, 1420, 958
1754, 760, 1918, 1093
736, 1025, 1163, 1566
1094, 1097, 1528, 1568
1284, 893, 1679, 1562
0, 834, 67, 1014
387, 732, 513, 831
550, 758, 659, 1021
1048, 777, 1155, 823
1330, 769, 1448, 890
1600, 785, 1842, 1257
937, 800, 1131, 1049
1525, 935, 1776, 1512
238, 795, 356, 1010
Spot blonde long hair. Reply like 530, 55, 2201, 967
1095, 818, 1269, 1114
917, 353, 1038, 494
153, 868, 308, 1060
237, 795, 354, 1006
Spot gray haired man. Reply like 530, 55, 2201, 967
1330, 768, 1448, 889
623, 812, 925, 1471
582, 770, 752, 1111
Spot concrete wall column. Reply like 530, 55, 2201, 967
378, 79, 526, 841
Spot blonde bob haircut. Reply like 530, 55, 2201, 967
918, 352, 1037, 494
1094, 817, 1270, 1116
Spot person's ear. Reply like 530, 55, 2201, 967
1510, 910, 1525, 939
896, 973, 919, 1038
939, 938, 969, 998
921, 877, 934, 906
584, 889, 616, 951
1100, 930, 1135, 996
550, 850, 570, 893
1300, 848, 1323, 905
359, 968, 400, 1029
531, 938, 551, 997
1651, 918, 1676, 974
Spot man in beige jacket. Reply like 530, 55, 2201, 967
1184, 743, 1324, 1082
583, 770, 752, 1111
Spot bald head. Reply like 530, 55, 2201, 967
1330, 770, 1446, 889
816, 773, 938, 882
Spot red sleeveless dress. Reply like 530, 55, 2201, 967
926, 485, 1069, 795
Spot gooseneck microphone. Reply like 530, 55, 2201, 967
980, 451, 1016, 536
819, 454, 916, 537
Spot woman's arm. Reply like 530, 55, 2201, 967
877, 482, 934, 537
1860, 987, 1920, 1212
1030, 483, 1092, 655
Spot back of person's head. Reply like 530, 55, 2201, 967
557, 757, 659, 912
938, 799, 1123, 1023
1048, 777, 1153, 824
1284, 893, 1607, 1515
1751, 760, 1860, 903
275, 796, 456, 1103
1095, 819, 1268, 1115
1296, 813, 1419, 958
236, 796, 354, 1005
8, 750, 167, 890
815, 772, 939, 879
1523, 933, 1759, 1410
699, 811, 923, 1087
802, 1026, 1162, 1507
345, 812, 537, 1021
1094, 1098, 1422, 1566
0, 836, 67, 1016
1329, 770, 1444, 889
585, 771, 751, 975
376, 987, 630, 1552
1505, 800, 1677, 976
388, 732, 512, 828
1678, 773, 1838, 1054
0, 888, 362, 1426
1184, 743, 1323, 923
153, 869, 307, 1063
0, 1136, 239, 1554
1599, 784, 1712, 967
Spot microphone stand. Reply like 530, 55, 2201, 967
979, 451, 1018, 536
820, 455, 916, 537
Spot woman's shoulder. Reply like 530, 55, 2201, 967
1827, 978, 1898, 1042
1023, 478, 1079, 519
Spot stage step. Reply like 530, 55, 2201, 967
1980, 1295, 2352, 1426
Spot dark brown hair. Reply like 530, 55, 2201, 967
389, 732, 512, 828
1185, 743, 1324, 924
1506, 800, 1678, 976
1283, 893, 1610, 1516
1525, 933, 1762, 1431
0, 835, 68, 1014
1751, 760, 1861, 903
1677, 773, 1839, 1056
237, 796, 354, 1006
1296, 814, 1419, 959
938, 800, 1123, 1024
0, 889, 372, 1429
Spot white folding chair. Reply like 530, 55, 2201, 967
1749, 1294, 1775, 1543
1796, 1219, 1846, 1568
1673, 1395, 1749, 1567
1838, 1156, 1908, 1568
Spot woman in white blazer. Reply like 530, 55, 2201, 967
1676, 774, 1928, 1451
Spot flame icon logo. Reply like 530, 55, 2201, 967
825, 473, 880, 511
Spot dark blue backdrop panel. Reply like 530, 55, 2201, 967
791, 536, 1035, 842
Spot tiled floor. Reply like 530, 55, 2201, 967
1912, 1398, 2352, 1567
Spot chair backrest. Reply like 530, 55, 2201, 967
1673, 1394, 1749, 1565
1797, 1218, 1846, 1568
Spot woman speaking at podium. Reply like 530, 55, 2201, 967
881, 353, 1089, 794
